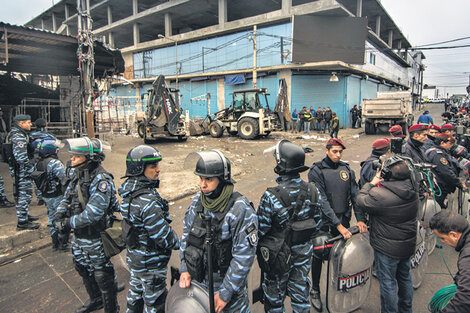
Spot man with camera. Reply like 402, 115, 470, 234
357, 156, 419, 313
425, 133, 467, 209
359, 138, 391, 188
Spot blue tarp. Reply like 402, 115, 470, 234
225, 74, 246, 85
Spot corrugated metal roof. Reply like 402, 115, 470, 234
0, 22, 123, 76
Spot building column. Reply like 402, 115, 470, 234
356, 0, 362, 17
64, 4, 70, 35
282, 0, 292, 14
133, 0, 138, 15
52, 12, 57, 32
41, 19, 45, 31
165, 13, 172, 37
109, 32, 115, 48
388, 29, 393, 47
375, 15, 381, 37
107, 5, 113, 24
133, 23, 140, 46
218, 0, 227, 25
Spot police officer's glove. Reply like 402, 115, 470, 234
53, 218, 71, 234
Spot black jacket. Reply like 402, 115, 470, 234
324, 110, 333, 122
441, 226, 470, 313
403, 138, 428, 163
357, 179, 418, 259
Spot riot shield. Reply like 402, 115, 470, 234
165, 280, 210, 313
326, 232, 374, 313
420, 197, 441, 255
411, 221, 428, 289
457, 189, 469, 218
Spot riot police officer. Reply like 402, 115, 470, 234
257, 140, 322, 312
29, 118, 56, 206
425, 133, 467, 208
179, 150, 257, 313
6, 114, 39, 230
308, 138, 367, 312
54, 137, 120, 313
359, 138, 391, 188
403, 124, 428, 163
32, 138, 67, 250
119, 145, 180, 312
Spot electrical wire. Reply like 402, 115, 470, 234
428, 284, 457, 313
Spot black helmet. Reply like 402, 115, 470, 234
126, 145, 162, 177
266, 140, 309, 175
65, 137, 106, 163
193, 150, 235, 183
312, 231, 334, 261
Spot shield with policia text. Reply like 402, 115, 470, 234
419, 197, 441, 255
411, 221, 428, 289
326, 231, 374, 313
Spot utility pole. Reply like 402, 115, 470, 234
252, 25, 257, 88
77, 0, 95, 137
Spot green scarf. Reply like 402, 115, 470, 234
201, 184, 234, 213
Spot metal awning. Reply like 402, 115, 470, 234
0, 22, 124, 76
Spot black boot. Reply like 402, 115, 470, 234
127, 300, 144, 313
51, 233, 59, 251
16, 221, 40, 231
75, 263, 103, 313
310, 288, 323, 312
0, 197, 14, 207
95, 268, 119, 313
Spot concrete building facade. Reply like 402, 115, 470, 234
27, 0, 425, 127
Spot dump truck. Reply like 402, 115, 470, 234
363, 91, 414, 135
208, 88, 283, 140
138, 75, 188, 142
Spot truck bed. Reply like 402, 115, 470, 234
362, 99, 408, 118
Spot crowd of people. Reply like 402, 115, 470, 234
2, 105, 470, 313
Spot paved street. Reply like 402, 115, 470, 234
0, 102, 461, 312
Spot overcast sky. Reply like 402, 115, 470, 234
1, 0, 469, 95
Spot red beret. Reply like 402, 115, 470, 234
408, 124, 427, 133
389, 125, 403, 133
437, 133, 456, 143
372, 138, 391, 149
441, 124, 456, 131
326, 138, 346, 149
427, 124, 441, 131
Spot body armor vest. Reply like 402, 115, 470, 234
69, 165, 116, 239
316, 162, 351, 214
184, 191, 241, 283
35, 156, 62, 198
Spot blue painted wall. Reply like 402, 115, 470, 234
133, 23, 292, 79
290, 75, 348, 127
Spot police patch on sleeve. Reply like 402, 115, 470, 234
17, 142, 24, 148
440, 157, 448, 165
98, 180, 109, 193
245, 223, 258, 247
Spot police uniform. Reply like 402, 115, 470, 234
30, 126, 56, 203
359, 153, 380, 188
119, 176, 180, 312
0, 175, 14, 207
179, 191, 257, 313
258, 176, 321, 313
7, 123, 34, 225
308, 156, 366, 294
56, 163, 120, 312
425, 143, 463, 208
39, 156, 66, 248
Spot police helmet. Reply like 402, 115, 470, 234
312, 231, 334, 261
193, 150, 235, 183
264, 140, 309, 175
65, 137, 106, 162
125, 145, 162, 177
36, 139, 60, 156
450, 144, 468, 159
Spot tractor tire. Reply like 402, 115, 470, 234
137, 123, 145, 138
237, 117, 259, 140
209, 121, 224, 138
365, 121, 376, 135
